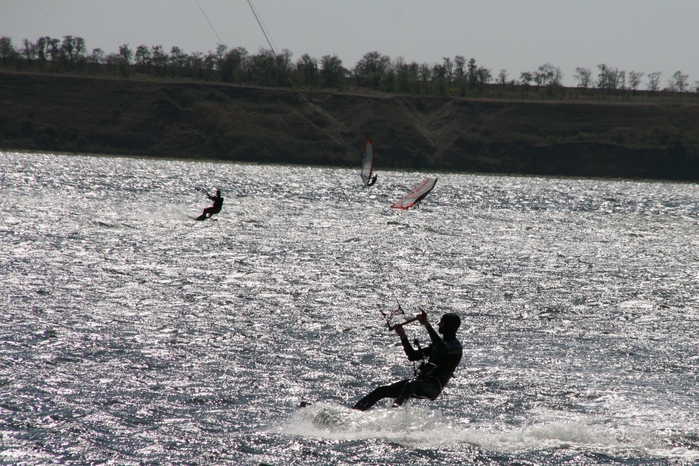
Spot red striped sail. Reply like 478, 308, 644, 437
391, 178, 438, 210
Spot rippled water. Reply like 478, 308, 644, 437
2, 151, 699, 465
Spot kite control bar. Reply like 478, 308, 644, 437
380, 305, 404, 330
383, 307, 427, 331
394, 307, 427, 329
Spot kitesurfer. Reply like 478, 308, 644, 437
352, 312, 462, 411
195, 188, 224, 221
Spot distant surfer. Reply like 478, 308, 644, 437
352, 312, 462, 411
195, 188, 224, 221
360, 138, 377, 187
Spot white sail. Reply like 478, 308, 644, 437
360, 138, 375, 186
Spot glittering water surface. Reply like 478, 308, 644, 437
2, 151, 699, 465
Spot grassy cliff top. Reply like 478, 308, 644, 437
2, 71, 699, 180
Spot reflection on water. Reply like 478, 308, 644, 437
1, 151, 699, 464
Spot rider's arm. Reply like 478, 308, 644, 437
400, 336, 428, 361
394, 324, 424, 361
424, 323, 445, 349
417, 313, 446, 349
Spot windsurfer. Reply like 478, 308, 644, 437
195, 188, 224, 221
352, 312, 462, 411
360, 138, 377, 187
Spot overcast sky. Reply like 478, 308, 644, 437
3, 0, 698, 87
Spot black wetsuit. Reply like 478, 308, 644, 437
352, 325, 462, 411
196, 193, 224, 220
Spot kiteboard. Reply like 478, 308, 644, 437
391, 178, 438, 210
295, 401, 438, 432
297, 402, 358, 428
188, 215, 217, 221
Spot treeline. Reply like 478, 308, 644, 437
1, 35, 697, 100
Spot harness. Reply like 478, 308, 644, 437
412, 339, 439, 381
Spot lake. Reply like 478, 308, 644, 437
2, 151, 699, 465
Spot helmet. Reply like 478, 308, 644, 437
440, 313, 461, 334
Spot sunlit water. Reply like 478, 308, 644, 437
2, 151, 699, 465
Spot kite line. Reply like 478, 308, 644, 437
193, 0, 422, 326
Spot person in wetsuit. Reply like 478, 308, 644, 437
195, 188, 224, 220
367, 174, 378, 186
352, 312, 462, 411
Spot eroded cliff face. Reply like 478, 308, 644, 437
2, 71, 699, 180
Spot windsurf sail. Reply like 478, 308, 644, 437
391, 178, 438, 210
360, 138, 377, 186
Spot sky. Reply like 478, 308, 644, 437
2, 0, 699, 87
